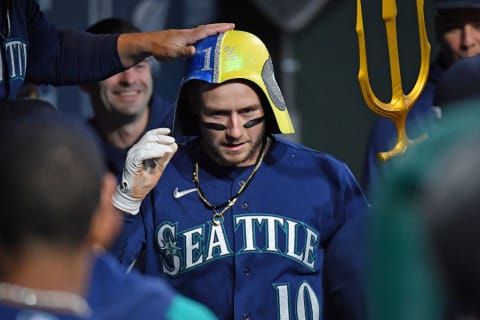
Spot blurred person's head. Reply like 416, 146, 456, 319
0, 98, 56, 122
421, 133, 480, 318
0, 100, 121, 276
369, 97, 480, 319
434, 0, 480, 66
82, 18, 153, 123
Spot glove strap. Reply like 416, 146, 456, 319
112, 186, 141, 215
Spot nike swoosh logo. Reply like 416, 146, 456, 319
173, 187, 197, 199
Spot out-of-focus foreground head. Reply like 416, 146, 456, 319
421, 133, 480, 317
369, 98, 480, 319
0, 98, 56, 119
174, 29, 294, 136
0, 99, 106, 253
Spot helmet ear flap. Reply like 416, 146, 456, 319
249, 81, 280, 134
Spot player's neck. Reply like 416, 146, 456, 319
97, 107, 150, 149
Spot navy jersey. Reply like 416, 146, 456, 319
87, 253, 175, 319
90, 95, 175, 176
87, 252, 217, 320
113, 136, 368, 320
360, 61, 445, 196
0, 0, 124, 100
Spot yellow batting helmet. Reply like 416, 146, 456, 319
174, 30, 294, 135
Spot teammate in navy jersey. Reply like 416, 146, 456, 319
0, 100, 90, 320
0, 103, 107, 319
0, 99, 217, 320
361, 0, 480, 197
88, 253, 217, 320
81, 18, 175, 177
111, 30, 368, 320
0, 0, 233, 100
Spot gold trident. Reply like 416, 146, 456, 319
356, 0, 431, 161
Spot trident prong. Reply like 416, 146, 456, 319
356, 0, 431, 161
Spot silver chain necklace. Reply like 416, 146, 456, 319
0, 282, 92, 317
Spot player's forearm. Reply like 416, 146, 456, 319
116, 23, 235, 68
116, 29, 200, 67
117, 32, 152, 68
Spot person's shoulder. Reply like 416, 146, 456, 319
92, 253, 174, 294
274, 135, 341, 159
90, 253, 177, 319
90, 251, 215, 319
272, 135, 353, 173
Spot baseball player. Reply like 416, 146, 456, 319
0, 0, 233, 100
112, 30, 368, 320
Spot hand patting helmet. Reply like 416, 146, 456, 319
174, 30, 294, 135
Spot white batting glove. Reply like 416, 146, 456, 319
112, 128, 178, 215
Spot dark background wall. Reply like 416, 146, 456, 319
39, 0, 439, 181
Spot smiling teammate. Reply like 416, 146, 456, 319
81, 18, 175, 176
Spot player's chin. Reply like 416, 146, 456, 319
223, 151, 254, 167
212, 150, 241, 166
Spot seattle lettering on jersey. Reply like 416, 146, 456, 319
0, 39, 28, 82
156, 214, 320, 276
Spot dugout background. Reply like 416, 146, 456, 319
40, 0, 439, 181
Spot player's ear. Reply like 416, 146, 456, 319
87, 173, 123, 252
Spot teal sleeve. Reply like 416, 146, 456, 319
166, 295, 218, 320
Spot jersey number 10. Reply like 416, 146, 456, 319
274, 281, 320, 319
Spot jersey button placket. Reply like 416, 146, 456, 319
242, 313, 250, 320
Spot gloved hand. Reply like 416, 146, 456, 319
112, 128, 178, 215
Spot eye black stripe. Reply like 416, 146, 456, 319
200, 116, 265, 131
